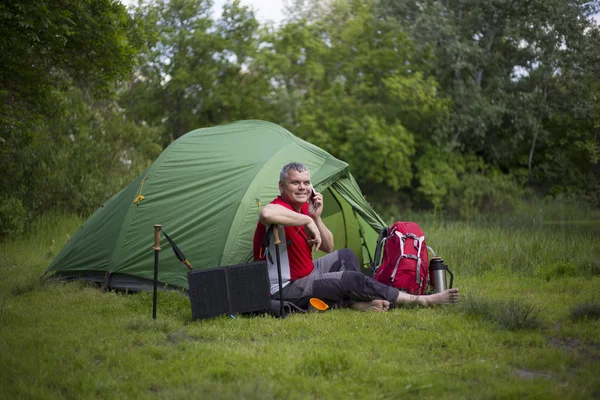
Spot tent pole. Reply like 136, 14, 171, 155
272, 225, 285, 318
152, 224, 162, 320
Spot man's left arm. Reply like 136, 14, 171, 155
309, 191, 334, 253
313, 216, 334, 252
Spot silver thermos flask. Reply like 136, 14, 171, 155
429, 257, 454, 293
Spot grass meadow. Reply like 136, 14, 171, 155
0, 204, 599, 399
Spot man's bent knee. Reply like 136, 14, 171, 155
338, 248, 360, 272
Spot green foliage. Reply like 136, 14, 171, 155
415, 147, 464, 212
3, 0, 600, 242
414, 151, 526, 216
339, 117, 415, 191
383, 72, 450, 134
445, 166, 527, 218
378, 0, 600, 207
40, 88, 162, 216
121, 0, 450, 197
0, 0, 154, 237
0, 0, 136, 107
122, 0, 273, 142
0, 197, 27, 239
256, 0, 447, 196
1, 84, 162, 237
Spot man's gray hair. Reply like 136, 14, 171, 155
280, 162, 309, 183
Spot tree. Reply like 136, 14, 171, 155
122, 0, 274, 142
258, 0, 448, 197
378, 0, 600, 205
0, 0, 137, 115
0, 0, 153, 236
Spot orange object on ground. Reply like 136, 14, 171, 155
309, 298, 329, 311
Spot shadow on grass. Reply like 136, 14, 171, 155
297, 352, 352, 378
570, 303, 600, 321
126, 317, 172, 333
10, 277, 47, 296
0, 296, 6, 321
459, 294, 542, 331
542, 259, 600, 280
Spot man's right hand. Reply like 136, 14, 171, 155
260, 204, 323, 252
305, 220, 322, 252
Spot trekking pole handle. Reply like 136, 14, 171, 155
152, 224, 162, 321
272, 224, 281, 245
271, 224, 285, 318
153, 224, 162, 251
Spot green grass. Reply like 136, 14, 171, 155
1, 210, 599, 399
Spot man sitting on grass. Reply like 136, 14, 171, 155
253, 162, 459, 311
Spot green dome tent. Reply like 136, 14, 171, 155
46, 120, 386, 291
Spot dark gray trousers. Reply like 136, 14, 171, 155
273, 248, 399, 307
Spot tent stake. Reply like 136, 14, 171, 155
152, 224, 162, 320
272, 225, 285, 318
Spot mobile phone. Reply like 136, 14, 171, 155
309, 188, 317, 208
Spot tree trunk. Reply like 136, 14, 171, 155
527, 127, 538, 182
454, 7, 463, 81
475, 28, 495, 88
174, 91, 182, 140
528, 85, 549, 182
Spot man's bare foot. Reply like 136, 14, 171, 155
350, 299, 390, 312
395, 288, 460, 306
419, 288, 459, 306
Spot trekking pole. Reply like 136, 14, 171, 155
272, 225, 285, 318
152, 224, 161, 320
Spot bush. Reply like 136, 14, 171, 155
445, 164, 527, 218
460, 294, 542, 331
1, 86, 162, 234
543, 261, 579, 281
494, 299, 543, 331
0, 196, 27, 239
414, 146, 463, 213
414, 150, 527, 217
570, 303, 600, 321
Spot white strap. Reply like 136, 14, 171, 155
415, 236, 425, 285
390, 231, 425, 285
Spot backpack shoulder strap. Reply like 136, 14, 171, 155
262, 225, 274, 248
370, 226, 389, 274
259, 225, 274, 263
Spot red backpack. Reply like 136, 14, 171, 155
372, 222, 429, 295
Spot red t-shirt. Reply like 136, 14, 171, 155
253, 196, 314, 281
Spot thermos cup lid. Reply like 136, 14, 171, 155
429, 257, 445, 270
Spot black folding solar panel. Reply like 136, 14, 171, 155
187, 261, 270, 320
